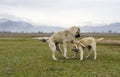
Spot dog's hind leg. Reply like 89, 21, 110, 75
56, 44, 63, 56
86, 46, 92, 58
49, 42, 57, 60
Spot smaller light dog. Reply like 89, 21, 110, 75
71, 37, 104, 60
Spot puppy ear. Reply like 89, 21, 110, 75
79, 42, 85, 47
72, 41, 79, 44
72, 43, 78, 49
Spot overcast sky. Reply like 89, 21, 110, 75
0, 0, 120, 27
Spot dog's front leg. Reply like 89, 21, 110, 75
63, 43, 69, 59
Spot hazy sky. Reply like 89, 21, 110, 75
0, 0, 120, 27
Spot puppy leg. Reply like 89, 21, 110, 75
71, 44, 79, 58
49, 42, 57, 60
92, 44, 97, 59
86, 47, 92, 58
79, 46, 84, 61
72, 51, 79, 58
63, 43, 69, 59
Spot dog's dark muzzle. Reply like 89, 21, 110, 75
75, 34, 80, 37
71, 48, 79, 52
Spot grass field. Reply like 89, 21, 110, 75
0, 37, 120, 77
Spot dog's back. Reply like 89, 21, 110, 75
79, 37, 95, 46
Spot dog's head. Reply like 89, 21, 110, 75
71, 41, 85, 52
71, 43, 79, 52
68, 26, 80, 38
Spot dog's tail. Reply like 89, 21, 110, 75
40, 37, 49, 43
95, 37, 104, 42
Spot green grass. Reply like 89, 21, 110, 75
0, 38, 120, 77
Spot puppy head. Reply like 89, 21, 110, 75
71, 43, 79, 52
68, 26, 80, 38
71, 40, 85, 50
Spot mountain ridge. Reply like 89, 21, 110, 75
0, 18, 64, 33
0, 18, 120, 33
81, 23, 120, 33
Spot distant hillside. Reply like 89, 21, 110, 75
0, 18, 120, 33
0, 18, 33, 32
0, 18, 64, 33
81, 22, 120, 33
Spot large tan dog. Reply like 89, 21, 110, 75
40, 26, 80, 60
72, 37, 104, 60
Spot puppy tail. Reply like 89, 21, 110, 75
96, 37, 104, 42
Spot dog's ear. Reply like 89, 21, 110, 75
72, 43, 78, 49
73, 41, 85, 47
71, 41, 79, 44
79, 42, 85, 47
75, 41, 79, 44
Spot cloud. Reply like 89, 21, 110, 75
0, 0, 120, 27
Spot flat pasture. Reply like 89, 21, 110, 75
0, 33, 120, 77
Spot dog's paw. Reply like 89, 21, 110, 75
64, 56, 69, 59
71, 56, 75, 59
85, 56, 89, 59
79, 57, 83, 61
53, 58, 58, 60
80, 59, 83, 61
